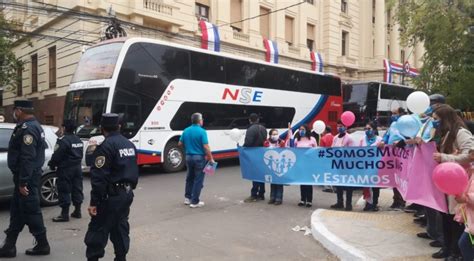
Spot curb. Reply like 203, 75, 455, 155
311, 209, 369, 261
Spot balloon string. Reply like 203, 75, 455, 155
460, 206, 474, 245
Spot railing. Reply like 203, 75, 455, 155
143, 0, 173, 15
233, 31, 249, 42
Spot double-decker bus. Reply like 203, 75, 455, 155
65, 37, 342, 172
343, 81, 415, 128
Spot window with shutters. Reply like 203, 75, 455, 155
285, 16, 294, 46
195, 1, 209, 21
260, 7, 270, 39
49, 46, 56, 89
307, 23, 315, 51
230, 0, 242, 32
31, 54, 38, 93
342, 31, 348, 56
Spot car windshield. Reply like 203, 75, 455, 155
71, 42, 123, 83
0, 128, 13, 152
64, 88, 109, 138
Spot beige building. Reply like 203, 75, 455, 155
1, 0, 424, 126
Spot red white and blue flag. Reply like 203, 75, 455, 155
263, 39, 279, 64
199, 20, 220, 52
310, 51, 323, 72
383, 58, 419, 83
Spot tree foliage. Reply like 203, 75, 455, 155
392, 0, 474, 110
0, 12, 23, 94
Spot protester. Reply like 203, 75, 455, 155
264, 129, 286, 205
243, 113, 268, 203
456, 109, 474, 134
291, 124, 317, 207
431, 104, 474, 260
359, 121, 383, 211
179, 113, 215, 208
330, 120, 355, 211
320, 126, 335, 147
0, 100, 50, 257
455, 151, 474, 261
381, 107, 407, 210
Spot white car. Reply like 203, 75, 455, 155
0, 123, 59, 206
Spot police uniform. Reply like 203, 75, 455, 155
49, 119, 84, 222
84, 113, 138, 261
0, 100, 50, 258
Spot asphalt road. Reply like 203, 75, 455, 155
0, 160, 338, 261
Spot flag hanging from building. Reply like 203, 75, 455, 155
310, 51, 323, 72
263, 39, 279, 63
199, 20, 220, 52
383, 59, 419, 83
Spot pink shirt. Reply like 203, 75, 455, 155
332, 134, 355, 147
295, 137, 317, 148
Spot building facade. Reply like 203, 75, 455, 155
1, 0, 424, 126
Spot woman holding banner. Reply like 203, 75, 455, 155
432, 104, 474, 260
359, 121, 383, 211
264, 129, 286, 205
291, 124, 317, 208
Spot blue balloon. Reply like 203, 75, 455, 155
396, 115, 421, 138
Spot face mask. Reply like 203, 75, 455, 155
432, 120, 440, 128
299, 130, 306, 137
338, 127, 346, 134
424, 106, 433, 117
391, 115, 400, 122
365, 130, 374, 137
12, 111, 18, 122
270, 135, 279, 142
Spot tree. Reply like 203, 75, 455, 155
0, 12, 24, 94
392, 0, 474, 110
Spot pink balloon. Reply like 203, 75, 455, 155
432, 162, 469, 195
340, 111, 355, 127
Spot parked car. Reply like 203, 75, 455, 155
0, 123, 59, 206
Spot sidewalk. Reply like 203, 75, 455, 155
311, 189, 436, 261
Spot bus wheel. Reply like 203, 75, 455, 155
163, 141, 185, 173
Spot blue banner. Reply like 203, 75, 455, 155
238, 146, 412, 187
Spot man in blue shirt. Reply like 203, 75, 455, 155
179, 113, 215, 208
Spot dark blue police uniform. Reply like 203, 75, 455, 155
49, 119, 84, 222
0, 100, 50, 257
84, 114, 138, 261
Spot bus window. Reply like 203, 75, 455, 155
343, 84, 369, 127
226, 59, 257, 86
71, 42, 123, 83
380, 84, 414, 100
170, 102, 295, 130
190, 52, 225, 82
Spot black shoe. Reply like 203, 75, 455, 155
414, 217, 426, 224
52, 215, 69, 222
257, 195, 265, 201
268, 199, 275, 204
432, 248, 449, 259
345, 205, 353, 211
244, 196, 258, 203
416, 232, 431, 240
305, 202, 312, 208
389, 202, 405, 210
414, 212, 425, 218
71, 205, 82, 219
274, 201, 282, 206
322, 188, 334, 193
298, 201, 305, 207
404, 204, 420, 213
363, 203, 373, 211
25, 234, 50, 256
0, 235, 17, 258
330, 203, 344, 209
429, 240, 443, 248
371, 205, 380, 212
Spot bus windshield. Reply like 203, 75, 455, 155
71, 42, 123, 83
64, 88, 109, 138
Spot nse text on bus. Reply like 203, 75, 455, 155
222, 88, 263, 104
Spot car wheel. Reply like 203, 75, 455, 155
40, 172, 59, 206
162, 140, 185, 173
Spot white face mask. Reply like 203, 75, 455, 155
270, 135, 279, 142
12, 110, 18, 122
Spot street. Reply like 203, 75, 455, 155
0, 160, 336, 261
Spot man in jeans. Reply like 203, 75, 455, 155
179, 113, 215, 208
243, 113, 268, 203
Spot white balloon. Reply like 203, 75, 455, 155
229, 128, 241, 142
312, 120, 326, 134
406, 91, 430, 114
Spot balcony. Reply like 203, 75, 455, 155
143, 0, 173, 16
233, 31, 249, 42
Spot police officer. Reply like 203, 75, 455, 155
0, 100, 50, 257
49, 119, 84, 222
84, 113, 138, 261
